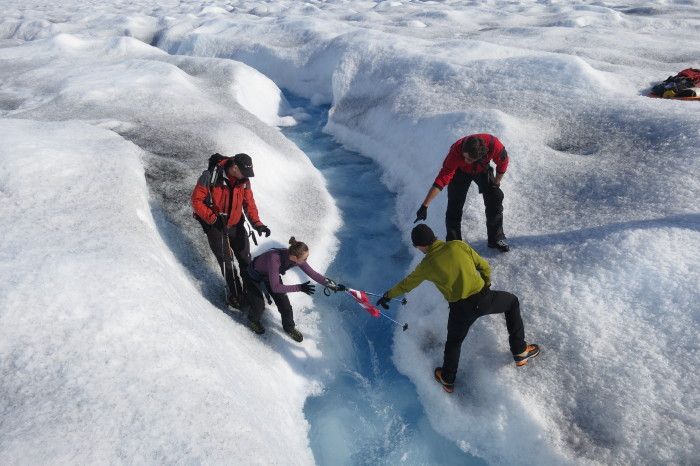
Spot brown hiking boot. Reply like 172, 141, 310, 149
434, 367, 454, 393
514, 344, 540, 366
248, 320, 265, 335
285, 327, 304, 343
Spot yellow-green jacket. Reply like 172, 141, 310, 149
386, 240, 491, 303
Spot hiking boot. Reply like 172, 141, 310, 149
434, 367, 455, 393
488, 239, 510, 252
228, 293, 243, 309
514, 344, 540, 366
285, 327, 304, 343
248, 320, 265, 335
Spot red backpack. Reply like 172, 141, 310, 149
677, 68, 700, 83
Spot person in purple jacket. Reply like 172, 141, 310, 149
245, 236, 345, 342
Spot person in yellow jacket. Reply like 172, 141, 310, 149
377, 224, 539, 393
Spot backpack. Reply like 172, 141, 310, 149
191, 153, 232, 215
200, 153, 229, 198
651, 68, 700, 97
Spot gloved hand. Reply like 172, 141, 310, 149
300, 281, 316, 295
414, 205, 427, 223
487, 167, 500, 189
255, 224, 271, 237
324, 278, 346, 292
213, 216, 225, 229
376, 294, 390, 310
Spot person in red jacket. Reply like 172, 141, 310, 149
191, 153, 270, 307
414, 134, 510, 252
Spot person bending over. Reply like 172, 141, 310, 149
246, 237, 345, 342
415, 134, 511, 252
377, 224, 539, 393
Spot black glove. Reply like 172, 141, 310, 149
414, 205, 427, 223
255, 224, 271, 237
487, 167, 500, 189
324, 278, 346, 292
300, 281, 315, 295
376, 294, 390, 310
213, 216, 225, 229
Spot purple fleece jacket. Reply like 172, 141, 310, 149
252, 248, 326, 294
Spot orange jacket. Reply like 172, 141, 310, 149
191, 161, 263, 228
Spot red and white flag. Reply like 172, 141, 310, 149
347, 288, 381, 317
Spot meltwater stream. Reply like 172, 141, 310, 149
281, 93, 484, 466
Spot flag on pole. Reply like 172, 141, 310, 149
346, 288, 381, 317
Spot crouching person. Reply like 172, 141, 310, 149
246, 237, 345, 342
377, 224, 539, 393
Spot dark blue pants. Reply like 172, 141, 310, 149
441, 287, 527, 383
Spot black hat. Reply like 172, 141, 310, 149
411, 224, 437, 247
233, 153, 254, 177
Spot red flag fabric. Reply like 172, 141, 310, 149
347, 288, 381, 317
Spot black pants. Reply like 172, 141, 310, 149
200, 217, 252, 296
445, 169, 505, 242
441, 287, 527, 383
246, 279, 295, 331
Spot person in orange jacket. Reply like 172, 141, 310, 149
191, 153, 270, 307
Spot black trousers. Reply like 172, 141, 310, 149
445, 169, 505, 243
200, 217, 252, 296
441, 287, 527, 383
246, 278, 296, 331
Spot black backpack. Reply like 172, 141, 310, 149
200, 153, 229, 197
191, 153, 232, 217
651, 68, 700, 97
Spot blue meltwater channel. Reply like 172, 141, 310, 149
280, 92, 485, 466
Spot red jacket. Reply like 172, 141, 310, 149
191, 160, 263, 228
433, 134, 508, 189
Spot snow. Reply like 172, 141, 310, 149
1, 0, 699, 465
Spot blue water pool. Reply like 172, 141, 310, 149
281, 92, 484, 466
